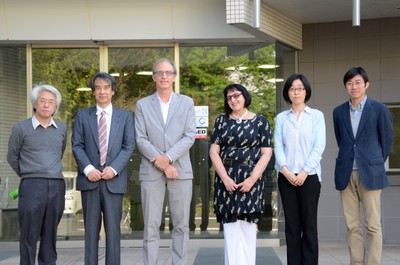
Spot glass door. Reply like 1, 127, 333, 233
32, 48, 99, 238
30, 44, 283, 239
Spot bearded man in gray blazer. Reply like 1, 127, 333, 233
72, 72, 135, 265
135, 58, 196, 265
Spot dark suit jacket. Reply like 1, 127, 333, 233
72, 106, 135, 193
333, 97, 393, 191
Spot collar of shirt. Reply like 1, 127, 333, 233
289, 105, 311, 115
96, 104, 113, 116
31, 114, 58, 129
156, 92, 172, 105
349, 95, 367, 111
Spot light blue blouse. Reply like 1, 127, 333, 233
274, 106, 326, 181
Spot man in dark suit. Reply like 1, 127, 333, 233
333, 67, 393, 265
72, 72, 135, 265
135, 58, 196, 265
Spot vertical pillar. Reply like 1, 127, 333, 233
254, 0, 261, 28
353, 0, 360, 26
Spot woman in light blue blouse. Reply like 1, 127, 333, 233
274, 74, 326, 265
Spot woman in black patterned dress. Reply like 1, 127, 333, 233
209, 84, 273, 265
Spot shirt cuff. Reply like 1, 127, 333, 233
83, 164, 118, 176
165, 154, 173, 164
83, 165, 95, 176
110, 166, 117, 176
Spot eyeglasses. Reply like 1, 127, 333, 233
153, 71, 176, 77
345, 80, 364, 87
289, 87, 305, 93
226, 92, 242, 102
37, 99, 56, 106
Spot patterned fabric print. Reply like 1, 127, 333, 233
211, 114, 272, 224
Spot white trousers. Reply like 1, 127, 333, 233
223, 220, 257, 265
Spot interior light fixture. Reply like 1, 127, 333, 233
257, 64, 280, 69
266, 78, 284, 83
136, 71, 153, 75
77, 87, 92, 91
110, 73, 128, 77
225, 66, 248, 71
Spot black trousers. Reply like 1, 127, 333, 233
278, 173, 321, 265
18, 178, 65, 265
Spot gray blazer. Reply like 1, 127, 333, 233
135, 92, 196, 181
72, 106, 135, 193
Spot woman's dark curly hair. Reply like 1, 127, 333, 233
223, 84, 252, 115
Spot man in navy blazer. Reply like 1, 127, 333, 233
333, 67, 393, 265
135, 58, 196, 265
72, 72, 135, 265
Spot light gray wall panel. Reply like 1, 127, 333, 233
0, 0, 256, 42
299, 17, 400, 243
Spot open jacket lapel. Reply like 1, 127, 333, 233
165, 93, 179, 127
151, 93, 165, 127
355, 98, 371, 141
341, 104, 355, 140
107, 107, 121, 151
88, 107, 100, 150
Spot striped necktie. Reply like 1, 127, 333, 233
99, 110, 107, 166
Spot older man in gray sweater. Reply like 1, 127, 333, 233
7, 84, 67, 265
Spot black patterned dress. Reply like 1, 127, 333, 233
211, 113, 272, 224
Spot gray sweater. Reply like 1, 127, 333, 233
7, 118, 67, 179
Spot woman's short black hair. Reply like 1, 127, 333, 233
223, 84, 252, 115
282, 73, 312, 105
343, 67, 369, 86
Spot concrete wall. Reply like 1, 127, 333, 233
0, 0, 255, 43
299, 17, 400, 243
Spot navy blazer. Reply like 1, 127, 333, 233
72, 106, 135, 193
333, 97, 393, 191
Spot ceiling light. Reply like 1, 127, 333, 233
77, 87, 91, 91
257, 64, 279, 69
225, 66, 248, 71
266, 78, 284, 83
136, 71, 153, 75
110, 73, 128, 77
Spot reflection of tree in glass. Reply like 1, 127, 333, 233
180, 44, 277, 135
31, 44, 281, 235
32, 48, 100, 172
108, 47, 174, 112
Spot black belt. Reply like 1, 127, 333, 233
222, 158, 257, 167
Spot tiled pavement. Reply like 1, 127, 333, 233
1, 239, 400, 264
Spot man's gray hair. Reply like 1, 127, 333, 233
31, 84, 62, 115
